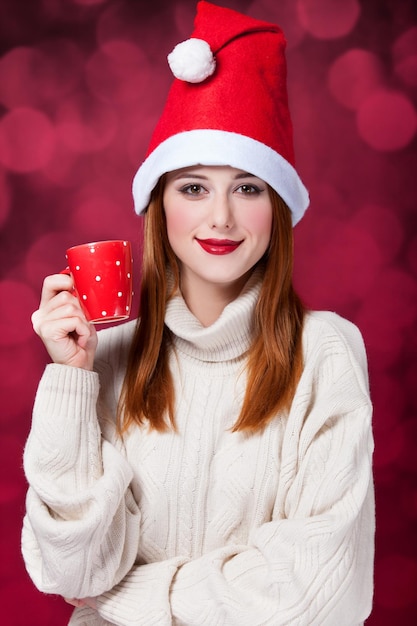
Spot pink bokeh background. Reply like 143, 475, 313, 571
1, 0, 416, 623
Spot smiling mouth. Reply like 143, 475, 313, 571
195, 238, 243, 255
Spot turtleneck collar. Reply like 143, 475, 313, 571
164, 268, 262, 362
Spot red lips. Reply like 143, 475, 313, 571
196, 238, 243, 255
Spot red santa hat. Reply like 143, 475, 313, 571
132, 0, 309, 225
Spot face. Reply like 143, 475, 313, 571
163, 165, 273, 296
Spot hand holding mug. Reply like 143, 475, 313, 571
32, 240, 133, 370
32, 272, 98, 370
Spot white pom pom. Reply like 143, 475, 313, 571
167, 38, 216, 83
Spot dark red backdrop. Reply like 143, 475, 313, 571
1, 0, 416, 624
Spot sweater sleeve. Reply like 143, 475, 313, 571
92, 314, 375, 626
21, 349, 141, 598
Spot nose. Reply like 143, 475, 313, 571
209, 193, 234, 230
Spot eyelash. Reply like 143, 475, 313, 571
237, 184, 262, 195
179, 183, 263, 196
180, 184, 204, 195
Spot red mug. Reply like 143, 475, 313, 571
62, 240, 133, 324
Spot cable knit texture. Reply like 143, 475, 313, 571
22, 274, 374, 625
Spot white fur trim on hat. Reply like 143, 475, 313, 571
132, 129, 309, 225
168, 38, 216, 83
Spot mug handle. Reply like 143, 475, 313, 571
60, 267, 77, 295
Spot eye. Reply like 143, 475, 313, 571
235, 183, 262, 195
180, 183, 206, 196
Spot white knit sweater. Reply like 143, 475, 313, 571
22, 274, 374, 625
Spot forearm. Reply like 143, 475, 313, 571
22, 445, 140, 599
22, 363, 141, 598
91, 399, 374, 625
90, 490, 373, 626
23, 364, 102, 509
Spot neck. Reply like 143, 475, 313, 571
179, 270, 251, 327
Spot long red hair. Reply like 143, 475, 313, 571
118, 176, 305, 434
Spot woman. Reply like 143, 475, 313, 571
22, 2, 375, 624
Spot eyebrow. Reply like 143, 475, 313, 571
171, 170, 257, 181
235, 172, 256, 179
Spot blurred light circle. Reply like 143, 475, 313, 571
393, 26, 417, 87
394, 55, 417, 88
294, 216, 383, 309
356, 268, 417, 369
0, 107, 56, 172
85, 40, 148, 105
357, 89, 417, 151
296, 0, 360, 39
56, 94, 118, 153
247, 0, 306, 49
305, 183, 350, 219
376, 553, 417, 608
71, 194, 120, 237
0, 47, 45, 108
69, 186, 139, 242
40, 140, 82, 187
34, 38, 84, 101
126, 109, 159, 167
0, 280, 38, 346
25, 231, 78, 289
393, 26, 417, 60
174, 1, 203, 39
351, 204, 404, 265
0, 41, 83, 109
327, 49, 383, 110
363, 268, 417, 328
95, 1, 169, 50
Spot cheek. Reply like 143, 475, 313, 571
165, 205, 187, 237
164, 210, 181, 239
164, 206, 197, 254
244, 206, 273, 240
